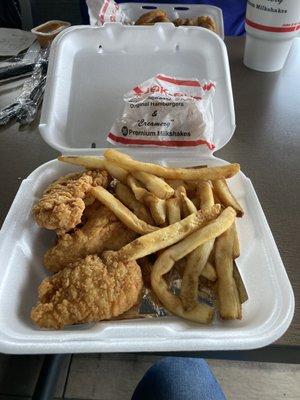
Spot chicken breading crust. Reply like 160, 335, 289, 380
44, 206, 137, 273
33, 170, 110, 234
31, 254, 143, 329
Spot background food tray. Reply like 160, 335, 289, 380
122, 3, 224, 38
88, 2, 224, 39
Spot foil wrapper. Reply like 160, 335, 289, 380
114, 258, 247, 321
0, 47, 49, 127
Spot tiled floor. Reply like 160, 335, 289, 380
0, 354, 299, 399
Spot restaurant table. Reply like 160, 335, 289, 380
0, 36, 299, 372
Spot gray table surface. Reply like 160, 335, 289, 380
0, 36, 299, 347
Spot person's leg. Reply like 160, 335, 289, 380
132, 357, 226, 400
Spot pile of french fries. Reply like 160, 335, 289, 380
60, 149, 245, 324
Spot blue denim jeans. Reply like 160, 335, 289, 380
132, 357, 226, 400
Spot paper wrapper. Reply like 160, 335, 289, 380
107, 74, 216, 149
99, 0, 127, 24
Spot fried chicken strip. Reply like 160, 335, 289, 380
31, 254, 143, 329
44, 206, 137, 273
33, 170, 110, 234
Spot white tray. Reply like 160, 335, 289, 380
0, 25, 294, 354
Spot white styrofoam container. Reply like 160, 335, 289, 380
94, 2, 224, 39
0, 25, 294, 354
87, 2, 224, 39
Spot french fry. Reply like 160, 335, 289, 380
185, 165, 207, 169
213, 179, 244, 217
215, 224, 242, 319
180, 180, 215, 309
165, 179, 187, 190
58, 155, 128, 183
180, 192, 198, 217
90, 187, 157, 234
58, 155, 105, 169
174, 186, 193, 217
213, 192, 222, 205
180, 240, 215, 310
127, 175, 167, 225
166, 197, 181, 224
232, 221, 240, 259
132, 171, 174, 199
116, 204, 221, 261
127, 175, 150, 202
174, 185, 186, 198
104, 149, 240, 180
103, 160, 128, 183
201, 261, 217, 282
115, 182, 154, 224
144, 194, 167, 226
154, 207, 235, 264
175, 256, 217, 282
198, 181, 214, 211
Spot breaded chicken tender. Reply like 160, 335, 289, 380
31, 253, 143, 329
44, 206, 137, 273
33, 170, 110, 234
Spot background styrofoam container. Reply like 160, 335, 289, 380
122, 3, 224, 38
87, 2, 224, 39
0, 25, 294, 353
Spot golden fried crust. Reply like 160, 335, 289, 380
173, 16, 217, 32
31, 254, 143, 329
33, 170, 110, 234
44, 207, 137, 273
135, 9, 166, 25
196, 16, 217, 32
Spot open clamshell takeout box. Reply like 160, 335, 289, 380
0, 24, 294, 354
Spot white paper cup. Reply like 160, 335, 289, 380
243, 34, 294, 72
244, 0, 300, 72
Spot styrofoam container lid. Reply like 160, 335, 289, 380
39, 24, 234, 154
0, 24, 294, 353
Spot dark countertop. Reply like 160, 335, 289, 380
0, 36, 299, 347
